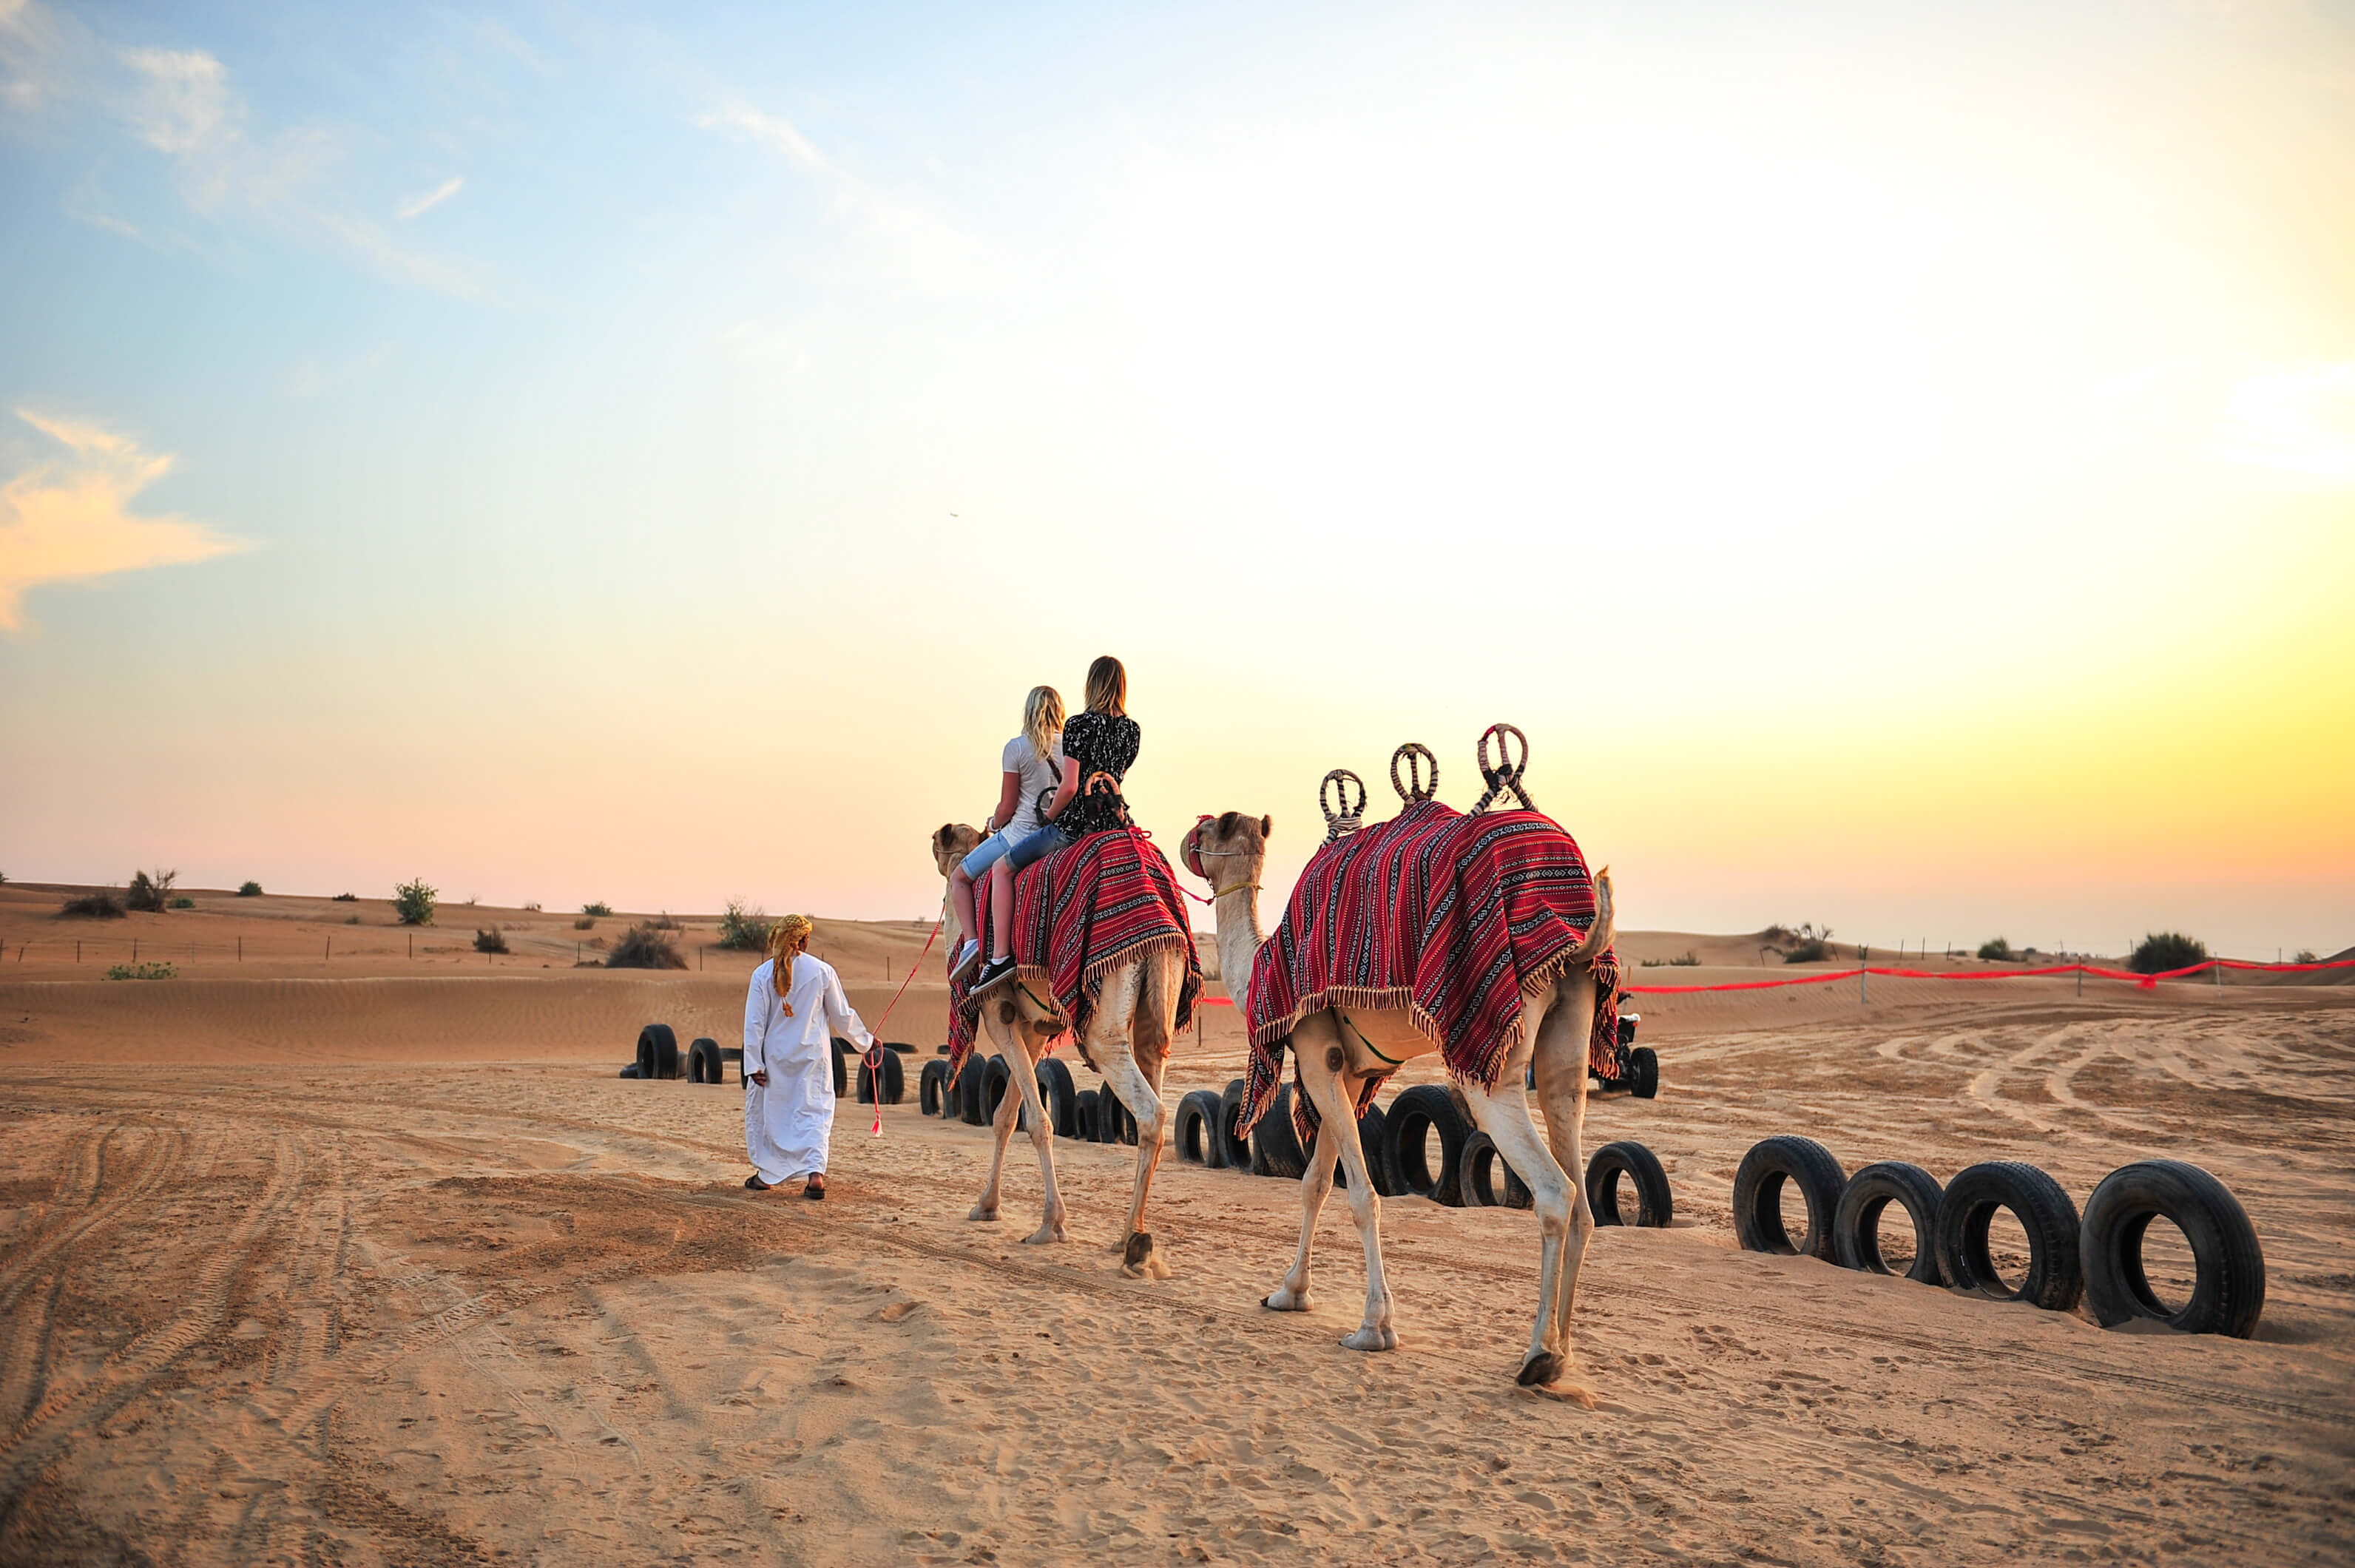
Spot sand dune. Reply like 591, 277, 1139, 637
3, 898, 2351, 1564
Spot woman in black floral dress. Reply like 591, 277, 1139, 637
973, 655, 1139, 993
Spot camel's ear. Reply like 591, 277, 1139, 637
1216, 810, 1241, 838
935, 822, 956, 851
1260, 814, 1273, 839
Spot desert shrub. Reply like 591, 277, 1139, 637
649, 910, 680, 930
60, 891, 126, 919
168, 896, 195, 909
2130, 932, 2208, 975
523, 902, 541, 913
345, 913, 360, 925
1782, 939, 1830, 964
715, 899, 771, 951
582, 901, 613, 918
574, 915, 597, 930
2295, 949, 2319, 964
237, 880, 263, 896
125, 868, 178, 913
607, 925, 686, 970
393, 877, 437, 927
332, 892, 357, 902
105, 962, 177, 980
1978, 937, 2016, 962
473, 927, 509, 953
1760, 923, 1793, 942
1641, 950, 1702, 969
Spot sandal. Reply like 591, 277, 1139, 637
803, 1177, 826, 1200
744, 1174, 772, 1192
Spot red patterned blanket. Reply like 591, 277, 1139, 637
1242, 800, 1618, 1137
947, 828, 1203, 1081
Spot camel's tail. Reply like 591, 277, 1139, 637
1565, 867, 1614, 968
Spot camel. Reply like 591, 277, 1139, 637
929, 823, 1192, 1278
1180, 810, 1615, 1386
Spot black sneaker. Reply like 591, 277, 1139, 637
973, 955, 1017, 994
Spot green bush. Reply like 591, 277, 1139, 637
581, 901, 614, 918
2130, 932, 2208, 975
168, 896, 195, 909
105, 962, 177, 980
607, 925, 686, 970
1782, 939, 1830, 964
1641, 950, 1701, 968
60, 891, 127, 919
125, 868, 178, 913
332, 892, 357, 902
237, 880, 263, 896
393, 877, 437, 927
574, 915, 597, 930
1978, 937, 2016, 962
715, 899, 772, 951
473, 927, 509, 953
2295, 949, 2319, 964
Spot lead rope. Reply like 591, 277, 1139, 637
862, 918, 941, 1135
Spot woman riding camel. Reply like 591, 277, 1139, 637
973, 655, 1139, 995
946, 686, 1067, 984
743, 913, 876, 1199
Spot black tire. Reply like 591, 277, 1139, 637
919, 1058, 950, 1116
1834, 1160, 1944, 1284
959, 1055, 990, 1126
1733, 1135, 1847, 1260
1175, 1090, 1223, 1165
883, 1040, 917, 1054
831, 1037, 851, 1098
1460, 1130, 1535, 1210
618, 1064, 642, 1079
1075, 1088, 1100, 1141
1628, 1046, 1659, 1099
1037, 1058, 1078, 1138
2080, 1160, 2264, 1337
1215, 1078, 1253, 1169
1356, 1101, 1406, 1196
1386, 1084, 1471, 1206
686, 1037, 720, 1084
1098, 1091, 1138, 1146
982, 1055, 1013, 1123
637, 1024, 678, 1080
1936, 1160, 2084, 1311
1587, 1140, 1674, 1228
1249, 1085, 1308, 1179
856, 1048, 905, 1106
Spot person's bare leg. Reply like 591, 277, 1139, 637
950, 865, 979, 962
988, 857, 1018, 960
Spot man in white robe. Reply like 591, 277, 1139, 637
743, 918, 875, 1197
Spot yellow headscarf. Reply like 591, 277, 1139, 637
769, 913, 815, 1010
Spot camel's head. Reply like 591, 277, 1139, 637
932, 822, 984, 878
1181, 810, 1272, 889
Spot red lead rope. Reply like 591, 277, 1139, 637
861, 919, 942, 1135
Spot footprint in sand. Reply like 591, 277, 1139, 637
878, 1300, 922, 1323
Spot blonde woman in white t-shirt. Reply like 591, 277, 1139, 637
947, 686, 1067, 982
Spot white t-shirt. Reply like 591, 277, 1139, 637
1000, 734, 1065, 837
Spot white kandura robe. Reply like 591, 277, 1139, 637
743, 954, 873, 1184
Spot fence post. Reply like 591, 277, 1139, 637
325, 937, 331, 963
2076, 963, 2083, 997
237, 936, 242, 962
133, 938, 138, 962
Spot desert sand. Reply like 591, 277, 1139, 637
1, 885, 2350, 1564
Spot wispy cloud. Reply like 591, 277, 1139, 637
2214, 362, 2355, 487
399, 175, 464, 220
0, 410, 249, 633
699, 101, 999, 296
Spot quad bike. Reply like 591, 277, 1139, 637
1590, 1010, 1659, 1098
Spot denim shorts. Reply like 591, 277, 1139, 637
961, 822, 1072, 879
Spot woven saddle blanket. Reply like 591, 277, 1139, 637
947, 827, 1202, 1081
1242, 800, 1618, 1138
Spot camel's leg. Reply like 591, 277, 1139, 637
1460, 995, 1582, 1387
1284, 1018, 1399, 1350
1089, 966, 1172, 1278
966, 1013, 1022, 1224
1005, 1027, 1068, 1245
1529, 970, 1601, 1365
1263, 1013, 1339, 1314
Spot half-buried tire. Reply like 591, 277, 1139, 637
1936, 1161, 2084, 1312
1249, 1085, 1308, 1179
1175, 1090, 1223, 1166
1356, 1101, 1405, 1195
1216, 1079, 1253, 1169
1733, 1136, 1846, 1260
1834, 1160, 1944, 1285
637, 1024, 678, 1081
919, 1058, 950, 1117
1587, 1140, 1673, 1228
856, 1048, 905, 1106
981, 1055, 1013, 1124
1460, 1130, 1534, 1210
618, 1064, 643, 1079
830, 1037, 851, 1098
1386, 1084, 1470, 1206
1036, 1058, 1078, 1138
1098, 1091, 1138, 1146
686, 1036, 722, 1084
1075, 1089, 1100, 1142
2079, 1159, 2263, 1337
958, 1055, 990, 1126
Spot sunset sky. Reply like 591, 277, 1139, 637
3, 0, 2351, 958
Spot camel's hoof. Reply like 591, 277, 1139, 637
1023, 1224, 1066, 1246
967, 1204, 1001, 1223
1117, 1232, 1172, 1280
1339, 1326, 1395, 1352
1262, 1287, 1313, 1313
1516, 1350, 1564, 1387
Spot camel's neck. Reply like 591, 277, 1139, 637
940, 882, 962, 959
1210, 871, 1267, 995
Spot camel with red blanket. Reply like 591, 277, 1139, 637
929, 823, 1201, 1277
1180, 802, 1616, 1388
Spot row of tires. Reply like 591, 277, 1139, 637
618, 1025, 919, 1099
1731, 1135, 2265, 1337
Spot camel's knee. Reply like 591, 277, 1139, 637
1345, 1185, 1382, 1229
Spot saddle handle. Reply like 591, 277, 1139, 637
1390, 743, 1439, 804
1470, 723, 1538, 815
1319, 768, 1369, 844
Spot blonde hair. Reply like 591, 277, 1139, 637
1023, 686, 1065, 760
1084, 655, 1126, 717
769, 913, 814, 1007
